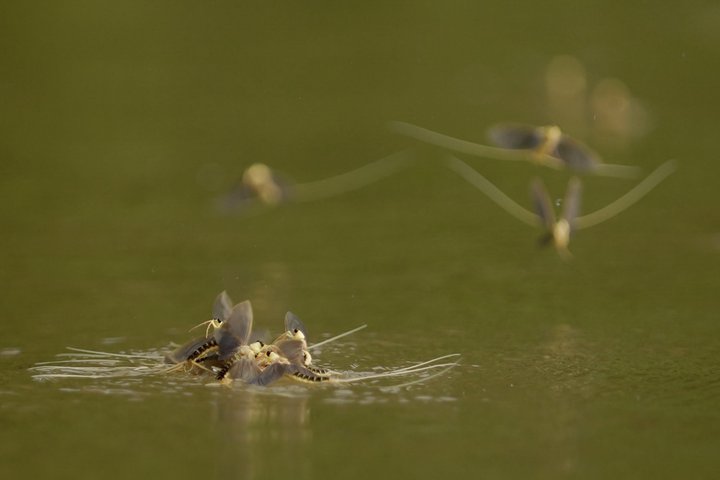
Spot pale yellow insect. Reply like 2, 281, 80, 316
445, 154, 676, 257
219, 150, 414, 212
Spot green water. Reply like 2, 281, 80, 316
2, 2, 720, 479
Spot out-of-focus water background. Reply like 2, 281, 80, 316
2, 2, 719, 479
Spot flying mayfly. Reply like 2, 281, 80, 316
389, 121, 641, 178
445, 154, 676, 257
531, 176, 582, 259
219, 150, 414, 212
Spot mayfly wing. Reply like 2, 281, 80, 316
284, 311, 308, 339
212, 291, 233, 322
215, 300, 253, 360
530, 178, 556, 230
226, 300, 253, 344
251, 362, 292, 386
274, 338, 306, 366
561, 177, 582, 232
554, 135, 601, 173
225, 357, 261, 382
537, 231, 554, 247
487, 123, 544, 150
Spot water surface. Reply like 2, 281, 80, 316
2, 2, 720, 479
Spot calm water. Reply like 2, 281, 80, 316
2, 2, 720, 479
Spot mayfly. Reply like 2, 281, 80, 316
531, 176, 582, 259
220, 150, 414, 212
271, 311, 333, 377
389, 121, 640, 178
166, 298, 255, 375
164, 290, 234, 366
445, 154, 676, 257
488, 123, 640, 177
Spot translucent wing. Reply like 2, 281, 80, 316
274, 338, 306, 366
537, 232, 554, 247
561, 177, 582, 232
530, 178, 556, 230
487, 124, 544, 150
284, 311, 308, 339
226, 357, 261, 382
553, 135, 601, 172
226, 301, 253, 344
215, 300, 253, 360
251, 362, 292, 386
212, 291, 233, 322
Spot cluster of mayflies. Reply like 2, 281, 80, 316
31, 291, 459, 388
165, 291, 458, 387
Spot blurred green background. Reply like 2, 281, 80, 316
2, 2, 719, 479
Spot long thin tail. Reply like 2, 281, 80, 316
388, 121, 563, 169
445, 154, 538, 226
308, 324, 368, 350
293, 150, 414, 202
592, 162, 643, 179
576, 159, 677, 229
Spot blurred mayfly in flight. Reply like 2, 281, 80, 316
389, 121, 641, 178
219, 150, 414, 212
445, 154, 676, 258
531, 176, 582, 259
